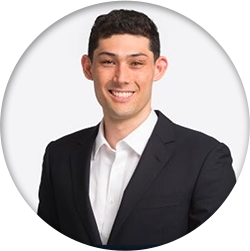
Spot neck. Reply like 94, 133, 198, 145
103, 109, 152, 149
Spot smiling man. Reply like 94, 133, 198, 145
37, 9, 236, 249
81, 33, 167, 149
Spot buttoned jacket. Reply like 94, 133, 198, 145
38, 110, 236, 249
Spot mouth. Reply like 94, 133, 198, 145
109, 90, 135, 99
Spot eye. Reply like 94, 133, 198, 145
101, 59, 116, 66
130, 61, 144, 67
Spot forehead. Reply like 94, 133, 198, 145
94, 34, 152, 56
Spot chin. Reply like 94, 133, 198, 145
109, 109, 136, 121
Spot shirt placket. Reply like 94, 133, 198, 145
101, 144, 126, 244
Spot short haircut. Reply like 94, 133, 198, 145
88, 9, 160, 61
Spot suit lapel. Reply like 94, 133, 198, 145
108, 111, 176, 244
70, 125, 102, 245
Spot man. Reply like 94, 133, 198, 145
38, 9, 236, 249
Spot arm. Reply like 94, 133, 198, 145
37, 143, 60, 231
188, 142, 236, 232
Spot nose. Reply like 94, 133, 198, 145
113, 63, 131, 84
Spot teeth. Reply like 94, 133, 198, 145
111, 91, 133, 98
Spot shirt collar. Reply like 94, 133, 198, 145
93, 110, 158, 159
92, 119, 110, 159
122, 110, 158, 156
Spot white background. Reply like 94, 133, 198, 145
0, 0, 250, 244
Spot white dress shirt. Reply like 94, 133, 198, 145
89, 110, 158, 244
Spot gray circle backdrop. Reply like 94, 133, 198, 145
0, 0, 250, 244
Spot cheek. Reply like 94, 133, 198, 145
136, 65, 155, 80
92, 75, 111, 104
93, 81, 105, 99
93, 83, 108, 109
93, 69, 114, 90
92, 69, 107, 89
134, 69, 154, 91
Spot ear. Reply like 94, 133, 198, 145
81, 55, 93, 80
153, 56, 168, 81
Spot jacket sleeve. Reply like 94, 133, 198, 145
37, 142, 60, 231
188, 142, 236, 232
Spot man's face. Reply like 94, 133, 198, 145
82, 34, 167, 121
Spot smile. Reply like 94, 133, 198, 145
109, 90, 135, 98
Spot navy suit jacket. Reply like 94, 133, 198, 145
37, 110, 236, 249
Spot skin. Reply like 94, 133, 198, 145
81, 34, 168, 149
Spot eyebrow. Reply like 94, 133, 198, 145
97, 51, 148, 58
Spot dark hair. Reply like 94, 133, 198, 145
88, 9, 160, 61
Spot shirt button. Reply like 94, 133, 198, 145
110, 199, 114, 205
